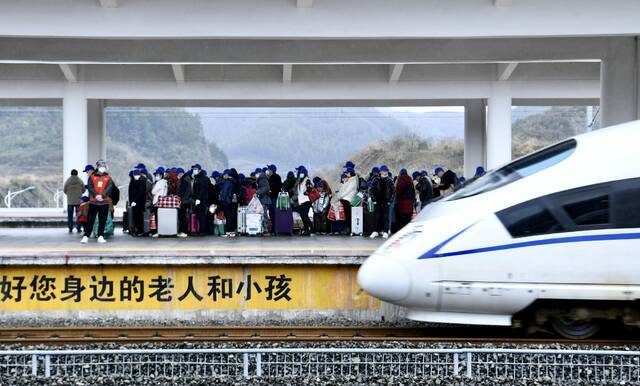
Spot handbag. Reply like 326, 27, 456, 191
149, 212, 157, 230
350, 192, 364, 207
307, 189, 320, 203
328, 202, 346, 222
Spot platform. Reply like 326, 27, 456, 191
0, 227, 382, 265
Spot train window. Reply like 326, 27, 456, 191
447, 139, 576, 200
562, 195, 610, 226
497, 200, 564, 238
612, 178, 640, 228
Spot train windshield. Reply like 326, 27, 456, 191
446, 139, 577, 201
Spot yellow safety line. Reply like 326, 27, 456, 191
0, 246, 377, 253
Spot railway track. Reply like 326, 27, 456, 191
1, 326, 639, 345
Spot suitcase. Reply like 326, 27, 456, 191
274, 208, 294, 235
157, 208, 178, 236
122, 209, 129, 233
246, 213, 263, 235
237, 206, 247, 234
363, 208, 376, 236
313, 212, 328, 234
351, 206, 364, 236
143, 207, 151, 234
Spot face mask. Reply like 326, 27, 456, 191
192, 169, 200, 175
380, 172, 388, 178
97, 167, 106, 173
155, 175, 162, 181
133, 175, 140, 181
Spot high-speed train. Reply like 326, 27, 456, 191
358, 121, 640, 339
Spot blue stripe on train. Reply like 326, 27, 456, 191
418, 230, 640, 260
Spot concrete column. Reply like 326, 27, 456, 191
87, 99, 106, 162
62, 84, 88, 184
464, 99, 486, 178
600, 37, 639, 127
486, 82, 512, 170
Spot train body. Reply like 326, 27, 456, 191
358, 121, 640, 338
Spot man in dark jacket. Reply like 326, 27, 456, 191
369, 165, 394, 239
282, 171, 296, 198
128, 169, 148, 236
191, 164, 209, 236
177, 168, 192, 237
434, 167, 458, 196
417, 170, 434, 209
255, 168, 271, 232
218, 169, 235, 235
266, 164, 282, 233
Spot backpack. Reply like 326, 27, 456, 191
404, 182, 415, 200
358, 176, 368, 192
111, 185, 120, 206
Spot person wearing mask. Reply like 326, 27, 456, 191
83, 164, 94, 181
434, 167, 458, 196
135, 163, 153, 182
254, 167, 271, 232
218, 170, 235, 236
395, 168, 415, 231
312, 180, 331, 234
282, 171, 296, 199
333, 167, 358, 234
416, 170, 434, 209
81, 160, 113, 244
128, 169, 148, 237
63, 169, 85, 233
151, 167, 168, 205
176, 168, 192, 238
191, 164, 209, 236
294, 166, 314, 236
368, 167, 379, 184
369, 165, 394, 239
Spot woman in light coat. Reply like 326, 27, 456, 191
332, 167, 358, 234
294, 165, 314, 236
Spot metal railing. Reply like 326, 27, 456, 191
0, 348, 639, 381
3, 186, 35, 208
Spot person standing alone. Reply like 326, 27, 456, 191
81, 160, 113, 244
63, 169, 85, 233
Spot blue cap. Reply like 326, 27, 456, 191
412, 171, 420, 179
132, 169, 141, 176
191, 164, 202, 170
287, 171, 294, 177
312, 176, 321, 184
344, 161, 355, 169
345, 167, 355, 176
154, 167, 165, 175
176, 168, 185, 174
434, 167, 444, 175
239, 173, 245, 180
314, 181, 323, 188
223, 169, 231, 175
128, 170, 134, 177
379, 165, 389, 172
254, 167, 263, 174
141, 168, 148, 175
186, 170, 193, 176
371, 167, 379, 173
135, 163, 146, 169
422, 170, 428, 176
268, 164, 277, 172
210, 171, 220, 178
296, 165, 308, 175
475, 166, 486, 175
81, 196, 89, 202
83, 164, 94, 172
400, 168, 408, 175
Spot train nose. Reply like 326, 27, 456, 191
357, 256, 411, 302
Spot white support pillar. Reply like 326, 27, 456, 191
63, 84, 88, 185
486, 82, 512, 170
464, 100, 486, 178
87, 99, 106, 163
600, 37, 639, 127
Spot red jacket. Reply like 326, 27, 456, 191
395, 174, 415, 215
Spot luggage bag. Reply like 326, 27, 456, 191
274, 208, 294, 235
246, 213, 263, 235
237, 206, 247, 234
122, 209, 130, 233
157, 208, 178, 236
351, 206, 364, 236
363, 207, 376, 236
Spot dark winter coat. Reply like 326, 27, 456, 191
192, 172, 210, 205
395, 174, 416, 215
256, 173, 271, 206
282, 175, 297, 196
177, 174, 193, 207
370, 176, 394, 205
219, 178, 235, 205
268, 173, 282, 200
128, 178, 147, 206
417, 176, 434, 204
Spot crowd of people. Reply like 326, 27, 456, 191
64, 159, 486, 243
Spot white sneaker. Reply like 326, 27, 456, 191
369, 232, 379, 239
177, 233, 188, 238
80, 236, 89, 244
382, 232, 389, 239
97, 236, 106, 243
151, 233, 159, 238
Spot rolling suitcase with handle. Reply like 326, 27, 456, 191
351, 206, 364, 236
237, 206, 247, 234
274, 208, 294, 235
157, 208, 178, 236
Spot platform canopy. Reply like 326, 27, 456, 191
0, 0, 638, 178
